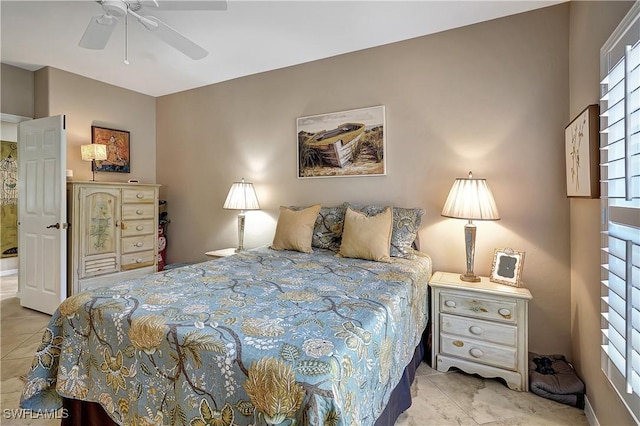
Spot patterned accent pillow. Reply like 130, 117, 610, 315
345, 203, 424, 258
287, 205, 347, 252
312, 205, 347, 251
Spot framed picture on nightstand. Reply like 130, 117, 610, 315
490, 248, 525, 287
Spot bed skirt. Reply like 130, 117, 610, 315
373, 332, 427, 426
61, 331, 430, 426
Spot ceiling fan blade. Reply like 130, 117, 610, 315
139, 1, 227, 11
141, 15, 208, 59
79, 14, 119, 49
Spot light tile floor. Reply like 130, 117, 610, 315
1, 274, 62, 425
1, 273, 588, 425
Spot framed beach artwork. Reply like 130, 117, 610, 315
91, 126, 131, 173
565, 105, 599, 198
297, 105, 386, 178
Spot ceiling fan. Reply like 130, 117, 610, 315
79, 0, 227, 60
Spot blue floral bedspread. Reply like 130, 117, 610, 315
21, 247, 431, 426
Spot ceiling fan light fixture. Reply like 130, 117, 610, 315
96, 14, 116, 26
101, 1, 128, 18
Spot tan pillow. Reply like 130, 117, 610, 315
271, 204, 321, 253
338, 207, 393, 262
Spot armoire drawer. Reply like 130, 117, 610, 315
122, 204, 155, 220
122, 234, 156, 254
121, 220, 155, 237
121, 251, 156, 270
122, 188, 156, 204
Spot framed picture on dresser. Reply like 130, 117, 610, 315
490, 248, 525, 287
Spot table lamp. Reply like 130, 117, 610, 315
81, 144, 107, 181
441, 171, 500, 282
223, 178, 260, 252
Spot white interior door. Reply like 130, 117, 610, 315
18, 115, 66, 314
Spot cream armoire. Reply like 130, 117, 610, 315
67, 181, 160, 295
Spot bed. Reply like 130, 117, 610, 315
21, 204, 431, 426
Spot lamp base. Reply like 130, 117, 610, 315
460, 273, 481, 283
462, 221, 480, 283
236, 211, 246, 252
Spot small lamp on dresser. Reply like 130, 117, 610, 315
80, 144, 107, 181
441, 171, 500, 282
223, 178, 260, 252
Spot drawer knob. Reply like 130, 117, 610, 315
453, 340, 464, 347
498, 308, 512, 319
136, 225, 144, 231
445, 300, 456, 308
136, 209, 143, 215
469, 326, 483, 335
135, 242, 143, 247
136, 193, 144, 199
469, 348, 484, 358
136, 258, 143, 263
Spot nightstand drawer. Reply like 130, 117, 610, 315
441, 313, 517, 346
440, 292, 518, 323
441, 334, 517, 370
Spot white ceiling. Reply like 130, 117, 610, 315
1, 0, 563, 97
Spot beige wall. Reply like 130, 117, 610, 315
35, 67, 157, 183
1, 63, 34, 118
157, 5, 571, 356
569, 1, 636, 425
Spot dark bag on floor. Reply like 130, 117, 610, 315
528, 352, 585, 409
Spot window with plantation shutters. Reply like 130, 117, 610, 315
600, 2, 640, 422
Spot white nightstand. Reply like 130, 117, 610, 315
429, 271, 533, 391
205, 248, 237, 258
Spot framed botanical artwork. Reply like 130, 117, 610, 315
91, 125, 130, 173
297, 105, 386, 178
565, 104, 599, 198
490, 248, 525, 287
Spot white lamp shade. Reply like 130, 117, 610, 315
81, 144, 107, 162
441, 172, 500, 220
223, 179, 260, 211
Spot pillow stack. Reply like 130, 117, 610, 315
271, 202, 424, 262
